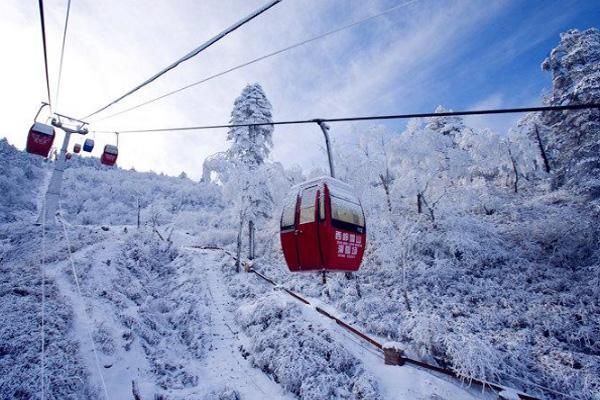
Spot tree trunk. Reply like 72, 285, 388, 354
508, 146, 519, 193
534, 124, 551, 173
235, 219, 243, 273
379, 174, 393, 214
137, 199, 141, 229
417, 193, 423, 214
248, 219, 255, 260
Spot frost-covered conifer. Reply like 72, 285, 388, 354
226, 83, 274, 166
224, 83, 275, 267
539, 28, 600, 198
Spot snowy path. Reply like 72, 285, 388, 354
186, 248, 293, 400
186, 247, 494, 400
48, 233, 155, 399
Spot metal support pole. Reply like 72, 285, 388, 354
36, 118, 87, 226
314, 120, 335, 178
37, 129, 70, 226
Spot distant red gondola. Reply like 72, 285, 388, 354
280, 176, 366, 272
73, 143, 81, 153
26, 122, 55, 158
65, 152, 72, 160
101, 144, 118, 166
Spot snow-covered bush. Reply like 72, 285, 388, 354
237, 294, 381, 400
0, 222, 97, 399
109, 231, 210, 390
0, 139, 45, 222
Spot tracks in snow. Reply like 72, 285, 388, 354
186, 248, 292, 400
187, 247, 492, 400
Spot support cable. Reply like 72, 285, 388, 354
40, 201, 46, 400
94, 0, 419, 122
55, 0, 73, 112
82, 0, 282, 120
500, 371, 579, 400
92, 103, 600, 134
58, 212, 110, 400
38, 0, 53, 112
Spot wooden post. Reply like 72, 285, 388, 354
383, 342, 405, 366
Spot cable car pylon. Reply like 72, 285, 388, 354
36, 113, 89, 227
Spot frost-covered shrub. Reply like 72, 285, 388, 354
0, 222, 97, 399
0, 139, 45, 222
238, 295, 381, 400
202, 386, 241, 400
92, 323, 116, 356
108, 232, 210, 390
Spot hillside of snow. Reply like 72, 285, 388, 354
1, 28, 599, 400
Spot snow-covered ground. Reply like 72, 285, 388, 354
0, 218, 500, 399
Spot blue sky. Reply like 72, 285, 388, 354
1, 0, 598, 178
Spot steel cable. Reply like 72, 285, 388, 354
58, 212, 111, 400
93, 0, 419, 123
38, 0, 53, 112
55, 0, 73, 112
82, 0, 282, 120
92, 103, 600, 134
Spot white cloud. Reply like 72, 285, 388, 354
0, 0, 567, 179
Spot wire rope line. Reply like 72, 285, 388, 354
37, 0, 53, 112
92, 103, 600, 134
58, 213, 110, 400
94, 0, 419, 123
500, 371, 580, 400
82, 0, 283, 120
55, 0, 73, 112
40, 201, 47, 400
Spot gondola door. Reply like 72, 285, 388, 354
296, 185, 322, 270
280, 192, 300, 271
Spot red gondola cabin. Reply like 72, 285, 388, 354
26, 122, 55, 158
73, 143, 81, 153
101, 144, 118, 166
280, 176, 366, 272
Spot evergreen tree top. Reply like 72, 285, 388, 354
227, 83, 274, 167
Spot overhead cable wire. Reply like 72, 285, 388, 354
38, 0, 53, 112
91, 103, 600, 134
82, 0, 283, 120
55, 0, 73, 112
94, 0, 419, 122
40, 201, 46, 400
58, 212, 110, 400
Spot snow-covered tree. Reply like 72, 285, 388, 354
389, 109, 473, 221
224, 83, 275, 268
226, 83, 274, 166
538, 28, 600, 198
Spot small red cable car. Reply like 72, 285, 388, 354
26, 122, 55, 158
73, 143, 81, 153
280, 176, 366, 272
65, 152, 72, 160
101, 144, 118, 166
